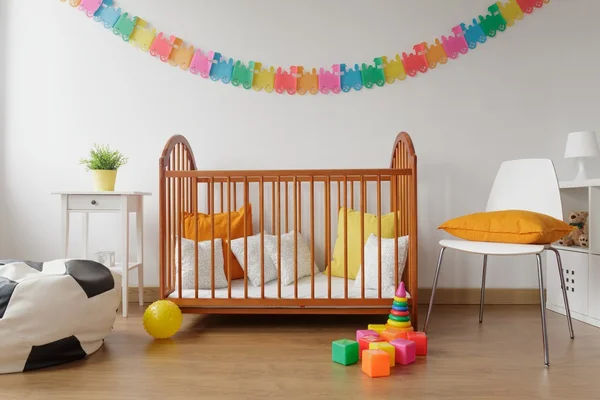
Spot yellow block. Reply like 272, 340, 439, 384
386, 319, 412, 329
368, 324, 386, 334
393, 297, 408, 303
369, 342, 395, 366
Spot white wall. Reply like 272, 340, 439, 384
2, 0, 598, 289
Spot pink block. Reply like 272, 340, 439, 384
407, 331, 428, 356
390, 338, 416, 365
356, 329, 379, 342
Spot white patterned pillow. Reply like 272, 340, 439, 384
353, 234, 409, 292
174, 237, 228, 290
230, 234, 278, 287
265, 231, 319, 286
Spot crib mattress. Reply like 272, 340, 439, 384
167, 273, 411, 300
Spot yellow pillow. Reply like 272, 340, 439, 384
438, 210, 574, 244
326, 207, 400, 279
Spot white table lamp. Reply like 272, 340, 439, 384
564, 131, 599, 181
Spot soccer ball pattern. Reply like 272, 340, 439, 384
0, 259, 121, 374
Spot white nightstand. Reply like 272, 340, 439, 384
52, 191, 151, 317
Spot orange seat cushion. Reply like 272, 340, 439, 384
183, 204, 253, 280
438, 210, 574, 244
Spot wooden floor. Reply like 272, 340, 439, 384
1, 305, 600, 399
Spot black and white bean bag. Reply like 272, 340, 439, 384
0, 259, 121, 374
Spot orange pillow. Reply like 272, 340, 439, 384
183, 204, 253, 280
438, 210, 574, 244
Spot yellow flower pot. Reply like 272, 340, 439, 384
92, 170, 117, 191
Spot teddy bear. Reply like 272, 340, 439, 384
557, 211, 588, 247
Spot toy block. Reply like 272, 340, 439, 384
358, 335, 385, 359
369, 342, 395, 366
368, 324, 386, 334
362, 349, 390, 378
356, 329, 379, 342
390, 338, 416, 365
332, 339, 359, 366
407, 331, 428, 356
380, 329, 407, 342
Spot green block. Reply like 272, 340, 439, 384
388, 314, 410, 322
332, 339, 359, 366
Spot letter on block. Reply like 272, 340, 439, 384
380, 329, 407, 342
367, 324, 386, 334
332, 339, 359, 366
369, 342, 395, 367
356, 329, 379, 342
362, 350, 390, 378
390, 338, 416, 365
407, 331, 428, 356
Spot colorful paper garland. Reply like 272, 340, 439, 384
60, 0, 550, 95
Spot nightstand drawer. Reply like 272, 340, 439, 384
68, 195, 121, 210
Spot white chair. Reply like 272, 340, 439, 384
423, 159, 574, 367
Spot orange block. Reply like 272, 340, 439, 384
380, 329, 408, 342
362, 349, 390, 378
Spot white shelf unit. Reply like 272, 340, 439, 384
546, 180, 600, 328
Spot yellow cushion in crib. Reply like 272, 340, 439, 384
438, 210, 574, 244
326, 207, 400, 279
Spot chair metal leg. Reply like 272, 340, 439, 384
536, 253, 550, 367
423, 247, 446, 333
479, 255, 488, 323
548, 247, 575, 339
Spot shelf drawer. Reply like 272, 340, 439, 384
67, 195, 121, 211
546, 249, 588, 315
589, 255, 600, 320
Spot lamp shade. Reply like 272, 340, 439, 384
564, 131, 600, 159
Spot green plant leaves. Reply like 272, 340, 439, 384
80, 144, 128, 171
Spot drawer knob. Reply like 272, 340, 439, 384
91, 200, 97, 205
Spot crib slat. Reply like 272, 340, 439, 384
298, 181, 302, 234
310, 176, 315, 299
285, 182, 289, 233
193, 178, 199, 298
211, 177, 215, 299
293, 176, 298, 300
227, 177, 232, 299
166, 166, 171, 292
343, 176, 348, 299
326, 176, 331, 300
271, 181, 276, 234
178, 176, 183, 300
277, 176, 282, 299
350, 179, 354, 209
260, 176, 265, 299
360, 175, 365, 300
377, 175, 382, 299
244, 177, 249, 299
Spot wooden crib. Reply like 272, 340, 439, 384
158, 132, 419, 327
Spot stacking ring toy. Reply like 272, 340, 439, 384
392, 305, 409, 312
386, 319, 412, 328
388, 314, 410, 322
394, 297, 408, 303
390, 309, 410, 317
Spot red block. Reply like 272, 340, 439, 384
407, 331, 428, 356
358, 335, 384, 359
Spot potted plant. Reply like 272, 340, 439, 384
79, 144, 128, 191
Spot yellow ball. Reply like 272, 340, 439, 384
143, 300, 183, 339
